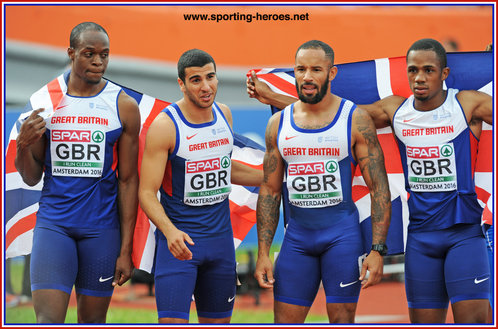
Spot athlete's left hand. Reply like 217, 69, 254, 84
359, 251, 384, 289
112, 253, 134, 286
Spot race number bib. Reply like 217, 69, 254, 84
184, 156, 231, 206
406, 143, 457, 192
50, 129, 105, 177
287, 159, 343, 208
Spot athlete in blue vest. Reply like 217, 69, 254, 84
253, 40, 391, 323
248, 38, 492, 324
138, 49, 262, 324
15, 22, 140, 323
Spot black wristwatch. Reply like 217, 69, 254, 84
371, 244, 388, 256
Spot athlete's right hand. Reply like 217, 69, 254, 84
254, 255, 275, 289
17, 108, 46, 149
165, 228, 194, 261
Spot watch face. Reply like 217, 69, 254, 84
372, 244, 388, 255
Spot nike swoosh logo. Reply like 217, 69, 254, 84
339, 280, 358, 288
403, 118, 415, 123
285, 136, 297, 140
99, 276, 114, 283
186, 133, 198, 140
228, 296, 235, 303
474, 277, 489, 284
55, 104, 69, 111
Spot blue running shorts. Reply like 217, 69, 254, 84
154, 231, 237, 320
30, 222, 121, 297
274, 218, 364, 307
405, 224, 490, 309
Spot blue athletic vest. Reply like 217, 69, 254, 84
278, 99, 359, 229
37, 81, 123, 228
159, 102, 234, 238
393, 88, 483, 232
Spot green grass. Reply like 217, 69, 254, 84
5, 306, 328, 324
5, 258, 25, 295
5, 245, 327, 324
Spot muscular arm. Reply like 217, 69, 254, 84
138, 112, 194, 261
231, 160, 263, 187
15, 108, 47, 186
113, 92, 140, 286
254, 112, 284, 288
247, 70, 297, 110
352, 108, 391, 289
457, 90, 493, 128
359, 95, 405, 129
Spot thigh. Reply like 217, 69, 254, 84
31, 224, 78, 294
74, 227, 121, 297
154, 236, 197, 321
194, 234, 236, 320
445, 225, 490, 304
405, 230, 448, 309
273, 228, 321, 307
32, 289, 71, 323
75, 294, 112, 323
321, 232, 363, 304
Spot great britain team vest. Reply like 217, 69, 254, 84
159, 102, 234, 237
37, 81, 123, 228
393, 88, 483, 232
278, 99, 360, 229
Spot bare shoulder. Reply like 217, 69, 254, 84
267, 110, 283, 130
456, 89, 492, 125
352, 106, 375, 126
145, 112, 176, 150
216, 102, 231, 116
149, 111, 175, 133
456, 89, 491, 103
118, 90, 140, 128
216, 102, 233, 125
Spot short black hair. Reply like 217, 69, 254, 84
69, 22, 108, 49
295, 40, 334, 66
177, 49, 216, 83
406, 38, 447, 69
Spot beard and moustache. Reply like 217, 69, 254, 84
296, 78, 329, 104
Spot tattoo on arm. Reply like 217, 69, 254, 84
257, 115, 283, 250
355, 111, 391, 245
256, 193, 281, 249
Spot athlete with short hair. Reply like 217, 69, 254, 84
138, 49, 261, 324
254, 40, 392, 323
15, 22, 140, 323
248, 38, 492, 324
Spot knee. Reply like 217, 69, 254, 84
328, 303, 357, 323
36, 313, 65, 324
77, 313, 107, 324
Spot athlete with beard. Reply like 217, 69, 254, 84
249, 38, 492, 324
138, 49, 261, 323
253, 40, 391, 323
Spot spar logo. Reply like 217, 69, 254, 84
325, 160, 338, 173
288, 162, 325, 175
221, 156, 231, 169
406, 146, 440, 158
186, 158, 220, 173
440, 145, 453, 157
92, 131, 104, 143
52, 130, 91, 142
